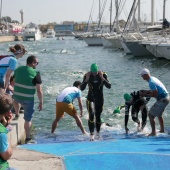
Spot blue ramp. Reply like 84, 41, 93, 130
20, 138, 170, 170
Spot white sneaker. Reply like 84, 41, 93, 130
90, 134, 94, 141
25, 138, 37, 144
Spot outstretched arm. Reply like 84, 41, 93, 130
77, 97, 83, 117
36, 84, 43, 111
4, 69, 13, 92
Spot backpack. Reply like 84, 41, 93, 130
0, 55, 14, 68
0, 55, 14, 60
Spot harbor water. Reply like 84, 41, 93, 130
1, 37, 170, 143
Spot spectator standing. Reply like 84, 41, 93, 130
13, 55, 43, 144
139, 68, 169, 136
0, 44, 27, 93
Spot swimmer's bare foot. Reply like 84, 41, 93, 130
158, 130, 164, 133
147, 132, 156, 136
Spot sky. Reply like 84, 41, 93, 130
1, 0, 170, 25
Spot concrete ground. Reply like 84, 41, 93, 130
8, 147, 64, 170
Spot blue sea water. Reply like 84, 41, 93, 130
1, 37, 170, 143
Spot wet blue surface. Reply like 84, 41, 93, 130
20, 138, 170, 170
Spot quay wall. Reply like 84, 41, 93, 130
8, 114, 26, 147
0, 35, 23, 42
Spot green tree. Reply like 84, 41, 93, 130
1, 16, 12, 22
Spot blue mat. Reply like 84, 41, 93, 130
20, 138, 170, 170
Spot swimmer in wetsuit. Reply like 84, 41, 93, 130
124, 91, 150, 134
80, 63, 111, 141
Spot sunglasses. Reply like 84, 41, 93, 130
34, 61, 39, 65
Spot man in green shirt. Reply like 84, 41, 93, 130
13, 55, 43, 144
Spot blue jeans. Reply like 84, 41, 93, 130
13, 98, 34, 122
7, 168, 18, 170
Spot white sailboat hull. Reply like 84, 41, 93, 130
149, 43, 170, 60
82, 37, 103, 46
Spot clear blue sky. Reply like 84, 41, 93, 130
1, 0, 170, 25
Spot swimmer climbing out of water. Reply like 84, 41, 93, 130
80, 63, 111, 141
124, 91, 150, 135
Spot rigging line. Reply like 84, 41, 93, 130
88, 0, 97, 31
117, 0, 126, 17
151, 61, 170, 74
98, 0, 107, 25
117, 1, 125, 19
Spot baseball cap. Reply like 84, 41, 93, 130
139, 68, 150, 75
124, 93, 132, 102
90, 63, 98, 73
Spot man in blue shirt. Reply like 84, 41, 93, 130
139, 68, 169, 136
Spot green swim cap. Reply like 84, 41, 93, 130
113, 108, 120, 114
124, 93, 132, 102
90, 63, 98, 73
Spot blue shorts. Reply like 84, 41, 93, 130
13, 97, 34, 122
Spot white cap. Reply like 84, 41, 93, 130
139, 68, 150, 75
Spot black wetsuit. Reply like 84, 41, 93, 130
125, 91, 150, 130
80, 72, 111, 135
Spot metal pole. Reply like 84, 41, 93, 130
163, 0, 166, 20
110, 0, 112, 32
0, 0, 2, 24
138, 0, 140, 22
151, 0, 155, 26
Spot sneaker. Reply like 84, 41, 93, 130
90, 134, 94, 141
25, 138, 37, 144
13, 114, 20, 120
19, 107, 24, 113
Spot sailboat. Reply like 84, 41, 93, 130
142, 0, 170, 60
82, 0, 109, 46
121, 0, 164, 57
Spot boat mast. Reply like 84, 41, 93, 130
163, 0, 166, 20
98, 0, 101, 28
110, 0, 112, 32
0, 0, 2, 24
123, 0, 138, 34
151, 0, 155, 25
138, 0, 141, 22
